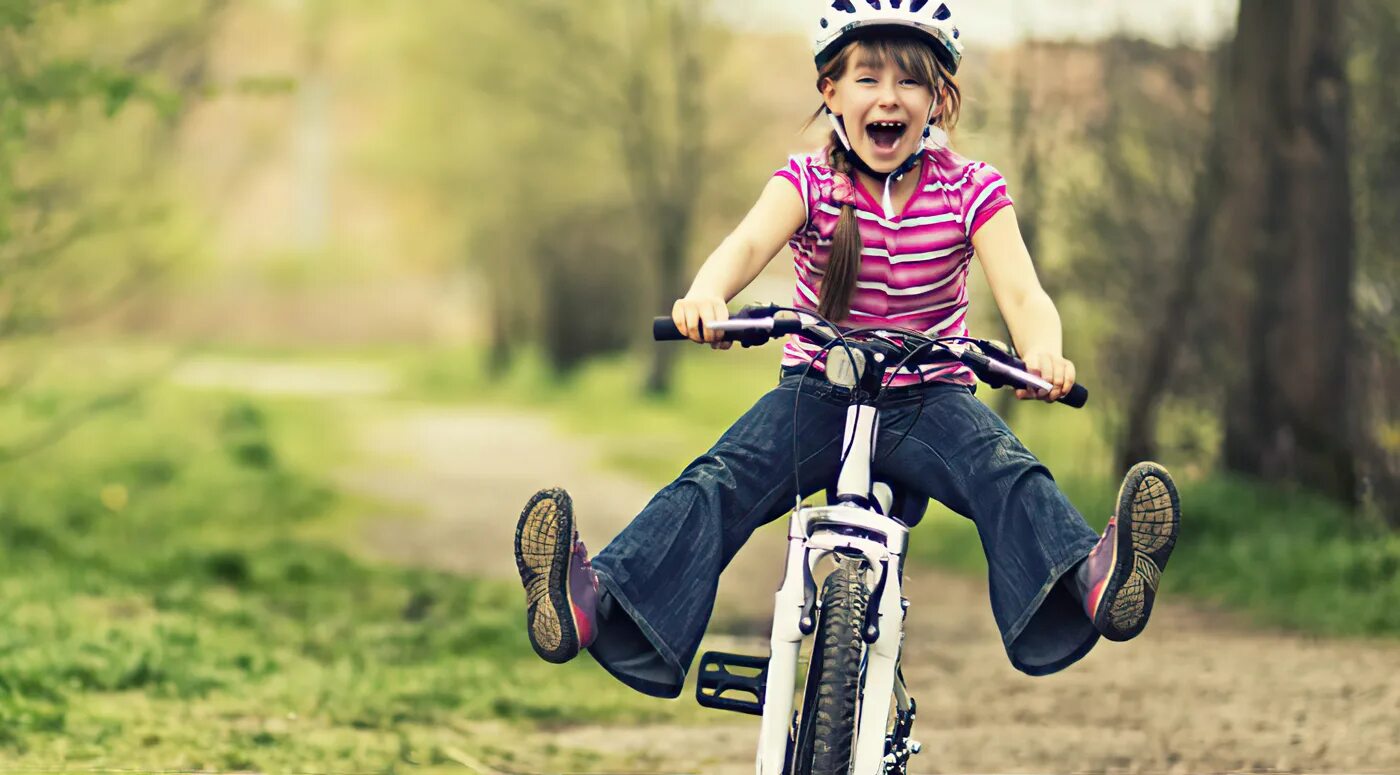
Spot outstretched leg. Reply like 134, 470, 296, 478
514, 373, 849, 696
876, 384, 1180, 675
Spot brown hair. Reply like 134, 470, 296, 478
808, 37, 962, 322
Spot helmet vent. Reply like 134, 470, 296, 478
813, 0, 965, 75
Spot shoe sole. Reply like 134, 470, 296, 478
514, 488, 581, 663
1094, 462, 1181, 642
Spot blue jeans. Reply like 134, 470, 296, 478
588, 370, 1101, 698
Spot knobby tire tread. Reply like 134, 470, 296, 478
796, 558, 868, 775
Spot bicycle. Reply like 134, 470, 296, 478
652, 304, 1088, 775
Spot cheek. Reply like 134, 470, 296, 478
843, 94, 877, 123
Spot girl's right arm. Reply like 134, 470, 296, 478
673, 177, 807, 347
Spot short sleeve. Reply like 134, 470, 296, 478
773, 155, 815, 234
963, 161, 1013, 238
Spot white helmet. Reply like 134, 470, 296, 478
812, 1, 964, 75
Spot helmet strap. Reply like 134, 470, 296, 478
827, 108, 854, 153
825, 107, 931, 219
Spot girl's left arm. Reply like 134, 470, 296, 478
972, 207, 1076, 402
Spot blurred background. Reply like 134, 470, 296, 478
0, 0, 1396, 772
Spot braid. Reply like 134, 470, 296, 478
819, 133, 864, 322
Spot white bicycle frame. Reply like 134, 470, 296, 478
755, 397, 913, 775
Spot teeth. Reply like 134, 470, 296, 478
870, 121, 905, 130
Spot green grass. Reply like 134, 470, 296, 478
0, 373, 687, 770
398, 344, 1400, 639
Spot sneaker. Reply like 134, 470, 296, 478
1080, 462, 1181, 641
514, 488, 599, 663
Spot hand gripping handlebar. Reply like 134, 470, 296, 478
651, 307, 1089, 408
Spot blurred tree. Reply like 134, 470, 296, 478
615, 0, 711, 395
1212, 0, 1357, 504
530, 203, 648, 373
376, 0, 719, 387
1054, 38, 1215, 472
994, 38, 1043, 425
0, 0, 225, 459
515, 0, 715, 391
1348, 0, 1400, 523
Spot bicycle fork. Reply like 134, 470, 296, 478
755, 397, 910, 775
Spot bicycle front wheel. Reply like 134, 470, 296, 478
793, 557, 869, 775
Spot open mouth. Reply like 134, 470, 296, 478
866, 120, 907, 151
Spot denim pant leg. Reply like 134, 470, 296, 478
589, 374, 848, 698
876, 384, 1101, 676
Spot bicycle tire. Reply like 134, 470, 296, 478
792, 557, 868, 775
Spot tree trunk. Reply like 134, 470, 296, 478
639, 1, 704, 396
1216, 0, 1357, 504
1116, 54, 1229, 472
645, 208, 692, 395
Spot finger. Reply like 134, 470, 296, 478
1048, 357, 1067, 401
708, 301, 729, 344
1064, 360, 1077, 394
672, 300, 688, 339
685, 304, 703, 344
1030, 353, 1051, 400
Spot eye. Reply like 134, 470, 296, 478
856, 76, 878, 85
900, 78, 923, 87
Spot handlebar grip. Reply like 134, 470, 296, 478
772, 318, 803, 336
975, 351, 1091, 409
1061, 383, 1089, 409
653, 316, 696, 341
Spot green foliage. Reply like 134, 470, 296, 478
0, 0, 224, 458
0, 383, 681, 767
360, 0, 760, 375
0, 0, 218, 336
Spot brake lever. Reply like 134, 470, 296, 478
970, 340, 1019, 389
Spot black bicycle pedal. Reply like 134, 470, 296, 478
695, 651, 769, 716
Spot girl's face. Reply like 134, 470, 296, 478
822, 48, 940, 173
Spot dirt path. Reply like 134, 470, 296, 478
337, 401, 1400, 775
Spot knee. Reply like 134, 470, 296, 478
965, 432, 1051, 496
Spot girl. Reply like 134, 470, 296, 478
514, 1, 1181, 699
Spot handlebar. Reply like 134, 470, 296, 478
652, 307, 1089, 409
652, 316, 803, 342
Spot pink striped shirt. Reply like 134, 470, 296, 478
774, 146, 1013, 387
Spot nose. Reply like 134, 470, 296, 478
877, 81, 899, 108
873, 81, 896, 109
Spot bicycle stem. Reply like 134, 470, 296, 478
836, 403, 879, 504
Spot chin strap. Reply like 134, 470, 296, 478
826, 104, 938, 219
